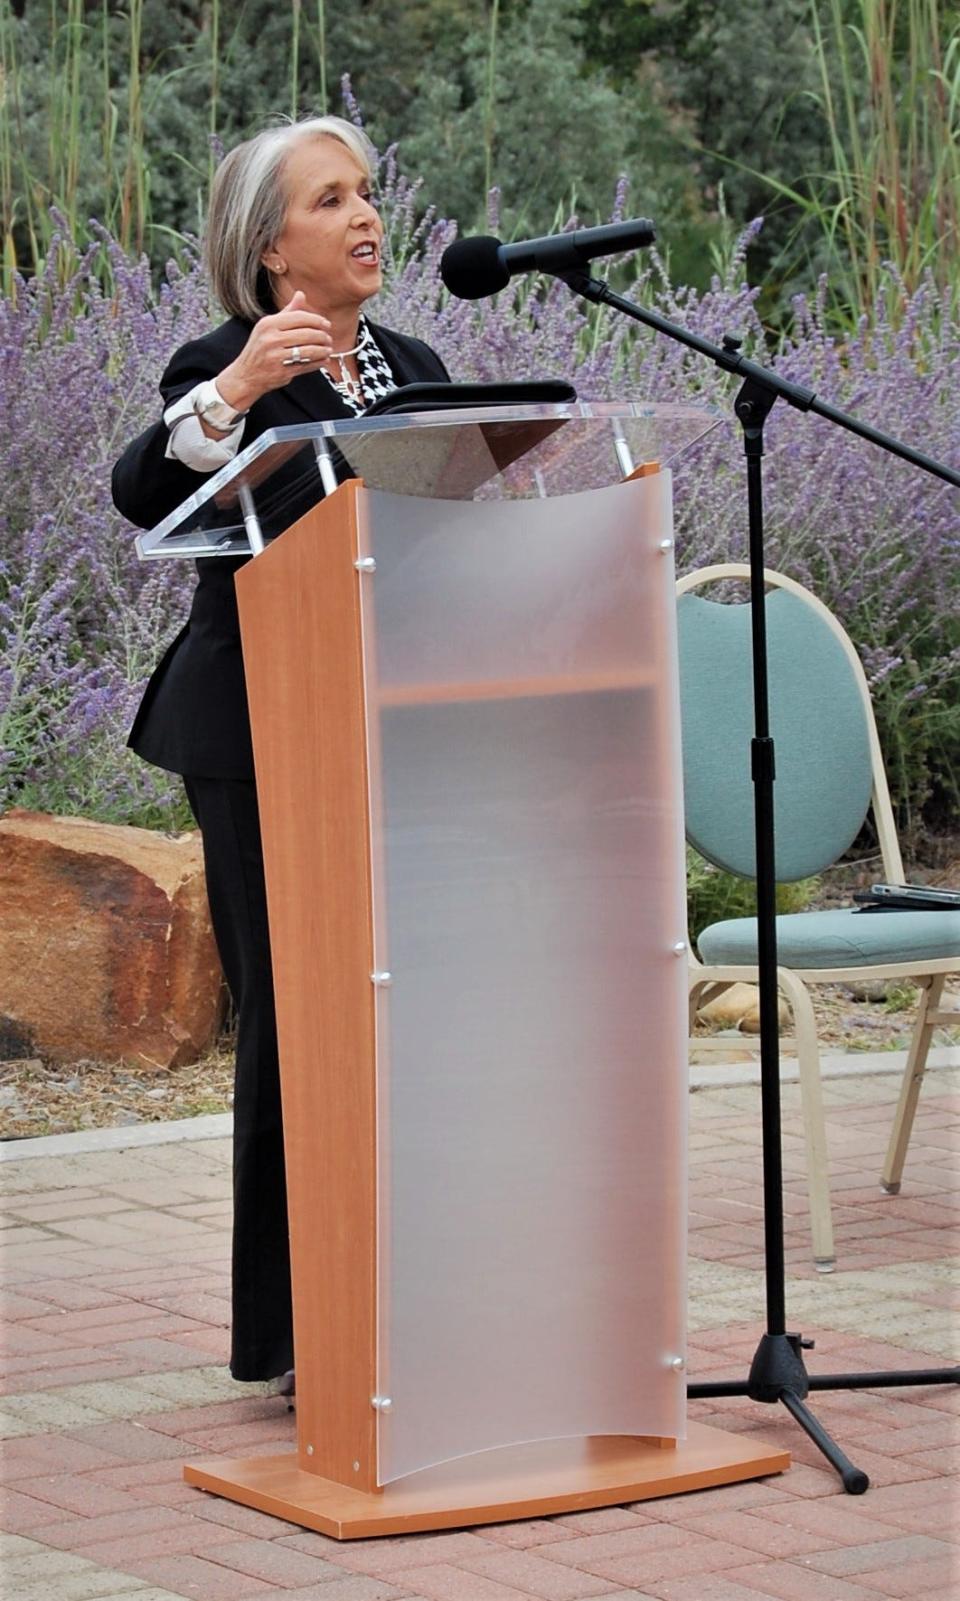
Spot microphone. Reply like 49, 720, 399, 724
440, 218, 656, 300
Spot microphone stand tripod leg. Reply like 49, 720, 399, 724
780, 1390, 869, 1494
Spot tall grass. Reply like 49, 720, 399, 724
483, 0, 500, 205
1, 0, 958, 326
814, 0, 958, 298
1, 0, 152, 289
1, 1, 37, 278
208, 0, 220, 202
0, 5, 19, 285
51, 0, 83, 240
118, 0, 146, 257
1, 0, 325, 293
754, 0, 959, 316
290, 0, 301, 122
314, 0, 327, 113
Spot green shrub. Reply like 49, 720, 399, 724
686, 848, 818, 945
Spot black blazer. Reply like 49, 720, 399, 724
113, 316, 450, 779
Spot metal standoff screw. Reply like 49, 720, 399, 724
371, 1395, 393, 1411
658, 537, 674, 553
370, 971, 393, 986
353, 1460, 361, 1472
672, 941, 688, 956
669, 1355, 686, 1371
306, 1443, 314, 1455
354, 556, 377, 572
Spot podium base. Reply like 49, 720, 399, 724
184, 1424, 789, 1539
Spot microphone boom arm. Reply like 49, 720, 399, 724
557, 268, 959, 486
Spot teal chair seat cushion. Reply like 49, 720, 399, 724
698, 909, 960, 970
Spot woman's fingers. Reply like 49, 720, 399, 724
266, 293, 331, 335
272, 315, 333, 339
220, 298, 336, 401
278, 328, 333, 354
279, 338, 332, 367
276, 328, 334, 351
251, 315, 332, 358
237, 323, 331, 382
251, 324, 331, 351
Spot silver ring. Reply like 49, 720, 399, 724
282, 344, 310, 367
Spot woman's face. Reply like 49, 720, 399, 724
266, 136, 383, 313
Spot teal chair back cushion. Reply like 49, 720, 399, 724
677, 588, 874, 881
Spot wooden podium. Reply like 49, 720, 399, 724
136, 405, 788, 1536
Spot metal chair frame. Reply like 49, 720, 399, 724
679, 564, 958, 1269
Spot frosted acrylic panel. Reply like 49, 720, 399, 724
361, 479, 688, 1485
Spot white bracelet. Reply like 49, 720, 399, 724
191, 378, 248, 431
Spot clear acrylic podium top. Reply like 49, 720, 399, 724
135, 400, 720, 560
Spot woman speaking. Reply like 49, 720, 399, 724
112, 117, 451, 1388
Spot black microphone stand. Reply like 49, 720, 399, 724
557, 265, 960, 1494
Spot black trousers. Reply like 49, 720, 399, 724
183, 775, 293, 1382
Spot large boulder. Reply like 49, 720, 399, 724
0, 811, 224, 1070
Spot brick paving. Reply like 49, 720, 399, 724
1, 1059, 957, 1601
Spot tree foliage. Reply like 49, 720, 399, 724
2, 0, 957, 320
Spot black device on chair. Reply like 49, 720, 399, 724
853, 884, 960, 912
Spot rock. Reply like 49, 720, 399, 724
0, 811, 225, 1072
739, 995, 790, 1035
697, 982, 760, 1026
697, 981, 789, 1034
842, 980, 889, 1003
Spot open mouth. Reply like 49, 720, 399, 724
351, 242, 379, 264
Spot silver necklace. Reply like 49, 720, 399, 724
325, 336, 364, 406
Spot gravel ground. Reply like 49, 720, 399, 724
0, 1043, 235, 1140
2, 855, 957, 1141
1, 982, 956, 1142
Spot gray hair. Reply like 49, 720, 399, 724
205, 116, 376, 322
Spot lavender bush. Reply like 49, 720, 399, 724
1, 182, 957, 838
0, 227, 210, 829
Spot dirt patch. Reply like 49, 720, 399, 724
2, 980, 956, 1141
0, 1044, 235, 1140
691, 975, 959, 1063
2, 854, 956, 1140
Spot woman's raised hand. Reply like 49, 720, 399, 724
216, 292, 333, 411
